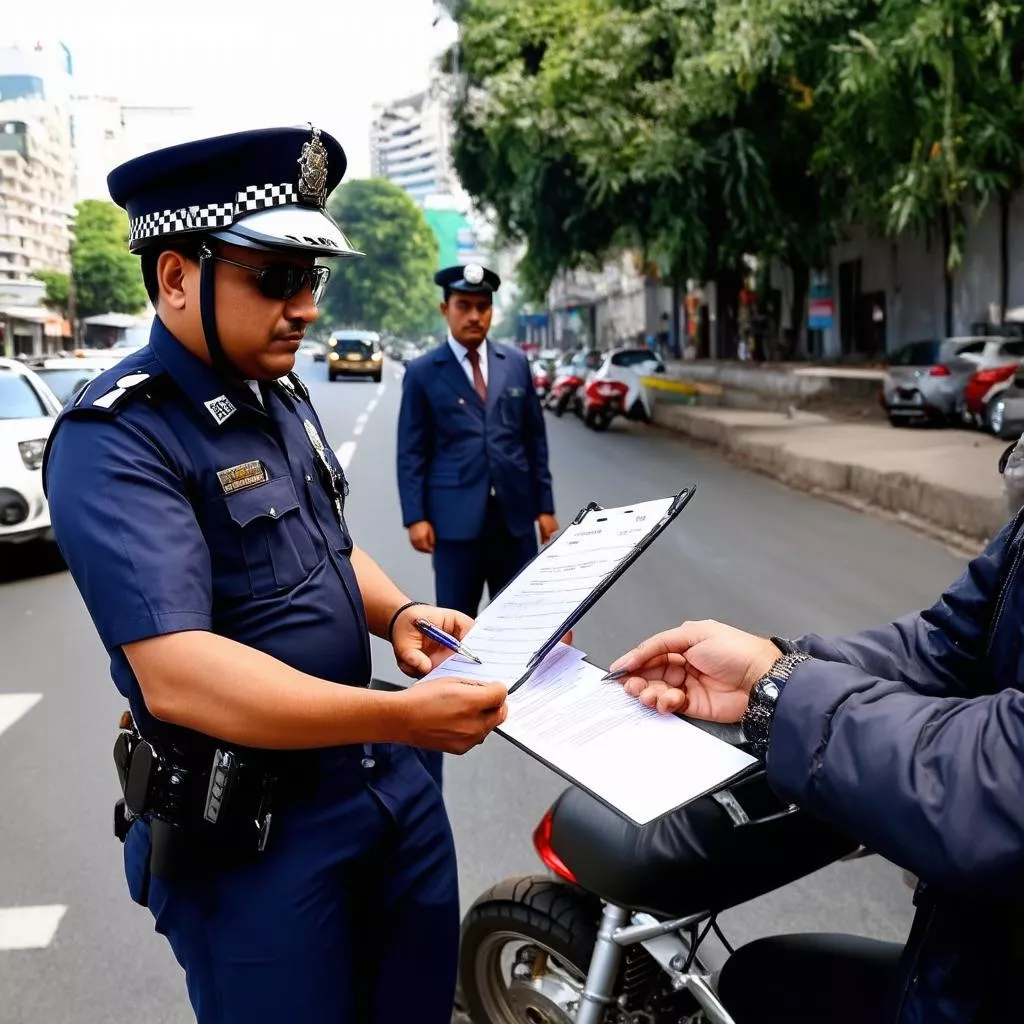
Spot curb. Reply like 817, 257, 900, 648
652, 406, 1008, 547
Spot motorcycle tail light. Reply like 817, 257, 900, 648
973, 363, 1018, 385
585, 379, 629, 400
532, 809, 578, 884
929, 364, 951, 377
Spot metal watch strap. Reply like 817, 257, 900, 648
770, 636, 801, 656
742, 652, 812, 758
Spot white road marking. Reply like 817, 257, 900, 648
376, 383, 386, 397
353, 413, 369, 436
366, 398, 379, 414
0, 694, 42, 740
336, 441, 357, 470
394, 366, 405, 379
0, 906, 67, 951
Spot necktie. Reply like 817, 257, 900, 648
467, 347, 487, 402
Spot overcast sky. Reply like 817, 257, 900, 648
6, 0, 457, 178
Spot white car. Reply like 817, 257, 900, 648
0, 358, 62, 545
586, 347, 665, 422
31, 354, 119, 406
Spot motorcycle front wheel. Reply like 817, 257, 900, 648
459, 875, 602, 1024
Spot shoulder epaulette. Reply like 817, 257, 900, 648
286, 371, 310, 401
70, 359, 167, 416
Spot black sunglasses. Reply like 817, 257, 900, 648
203, 250, 331, 302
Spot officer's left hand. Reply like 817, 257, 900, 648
393, 605, 475, 679
538, 514, 560, 545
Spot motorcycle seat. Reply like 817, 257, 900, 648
547, 778, 858, 919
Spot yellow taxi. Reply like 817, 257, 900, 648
327, 330, 384, 383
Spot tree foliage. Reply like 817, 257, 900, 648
32, 269, 70, 317
451, 0, 1024, 343
70, 200, 148, 319
320, 179, 441, 336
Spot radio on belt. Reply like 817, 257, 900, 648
204, 749, 238, 824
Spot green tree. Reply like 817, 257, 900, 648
70, 199, 147, 319
32, 269, 70, 317
320, 179, 440, 336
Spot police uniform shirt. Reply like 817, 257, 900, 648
447, 333, 490, 389
44, 318, 370, 741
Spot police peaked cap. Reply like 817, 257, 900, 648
107, 125, 361, 259
435, 263, 501, 294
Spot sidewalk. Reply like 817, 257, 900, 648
651, 405, 1012, 548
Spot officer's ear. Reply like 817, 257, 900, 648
156, 250, 193, 311
439, 300, 449, 318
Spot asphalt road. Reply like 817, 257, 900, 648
0, 353, 970, 1022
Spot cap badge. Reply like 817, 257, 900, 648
463, 263, 485, 286
297, 126, 329, 206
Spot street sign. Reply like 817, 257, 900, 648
809, 297, 835, 330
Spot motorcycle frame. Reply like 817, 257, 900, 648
575, 902, 737, 1024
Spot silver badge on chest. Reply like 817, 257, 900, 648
304, 419, 345, 523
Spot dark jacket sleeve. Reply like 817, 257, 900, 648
791, 515, 1019, 697
396, 366, 432, 528
522, 358, 555, 516
767, 660, 1024, 892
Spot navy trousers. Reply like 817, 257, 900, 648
424, 499, 537, 789
124, 745, 459, 1024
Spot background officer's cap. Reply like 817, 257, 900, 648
107, 125, 361, 259
435, 263, 501, 295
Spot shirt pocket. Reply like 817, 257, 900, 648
216, 476, 320, 598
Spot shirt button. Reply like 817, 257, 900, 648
269, 507, 277, 517
361, 757, 376, 770
306, 474, 312, 482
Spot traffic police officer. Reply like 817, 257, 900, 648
396, 264, 557, 786
43, 126, 508, 1024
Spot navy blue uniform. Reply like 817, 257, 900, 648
397, 340, 555, 615
44, 318, 459, 1023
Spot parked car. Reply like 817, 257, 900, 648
30, 355, 118, 406
960, 338, 1024, 431
881, 336, 1013, 426
327, 330, 384, 382
586, 347, 665, 423
985, 365, 1024, 439
0, 358, 62, 545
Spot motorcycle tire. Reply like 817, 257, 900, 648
459, 875, 602, 1024
585, 409, 611, 432
553, 394, 570, 418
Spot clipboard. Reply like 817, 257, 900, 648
505, 484, 697, 694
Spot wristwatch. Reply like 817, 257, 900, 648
741, 652, 811, 758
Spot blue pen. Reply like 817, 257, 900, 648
414, 618, 483, 665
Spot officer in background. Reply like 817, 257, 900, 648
43, 126, 507, 1024
396, 265, 558, 784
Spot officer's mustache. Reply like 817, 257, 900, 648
276, 319, 307, 339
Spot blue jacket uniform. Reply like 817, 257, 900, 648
397, 341, 554, 541
43, 318, 458, 1024
769, 509, 1024, 1021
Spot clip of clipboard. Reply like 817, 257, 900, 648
504, 484, 697, 694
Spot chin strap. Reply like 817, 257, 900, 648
198, 243, 240, 378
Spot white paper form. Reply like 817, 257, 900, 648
459, 497, 678, 686
420, 644, 758, 826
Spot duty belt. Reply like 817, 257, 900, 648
113, 711, 281, 852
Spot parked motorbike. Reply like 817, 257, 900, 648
458, 765, 862, 1024
581, 378, 630, 431
546, 370, 587, 418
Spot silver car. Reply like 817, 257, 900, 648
986, 370, 1024, 439
882, 337, 1005, 426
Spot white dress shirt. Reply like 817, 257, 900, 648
447, 334, 489, 389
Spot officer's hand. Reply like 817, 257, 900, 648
393, 604, 475, 678
537, 513, 560, 545
398, 678, 508, 754
608, 619, 780, 724
408, 521, 435, 554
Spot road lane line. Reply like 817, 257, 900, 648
376, 383, 386, 397
336, 441, 357, 470
0, 694, 42, 740
353, 413, 369, 436
366, 399, 379, 414
0, 906, 67, 951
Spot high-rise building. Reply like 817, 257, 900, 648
71, 96, 195, 201
0, 40, 75, 284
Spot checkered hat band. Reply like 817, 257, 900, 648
128, 182, 299, 243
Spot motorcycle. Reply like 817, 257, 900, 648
458, 763, 863, 1023
546, 370, 587, 418
581, 379, 630, 431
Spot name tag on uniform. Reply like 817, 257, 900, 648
217, 460, 269, 495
